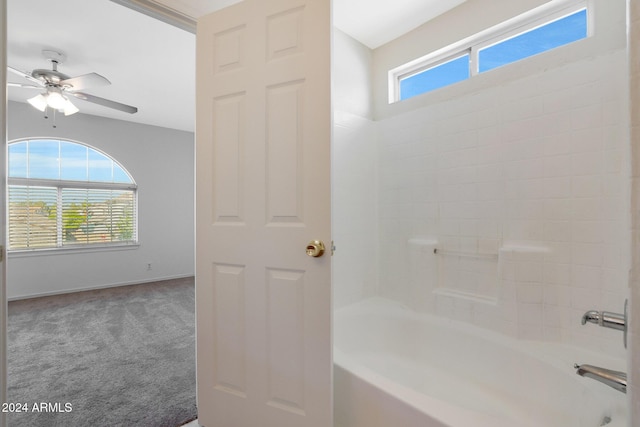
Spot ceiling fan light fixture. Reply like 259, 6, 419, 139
46, 89, 67, 110
63, 99, 79, 116
27, 93, 48, 112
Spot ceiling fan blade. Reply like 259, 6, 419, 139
70, 91, 138, 114
61, 72, 111, 91
7, 66, 45, 86
8, 82, 41, 89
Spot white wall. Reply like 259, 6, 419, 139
333, 29, 374, 120
332, 29, 378, 307
7, 101, 195, 299
372, 0, 630, 358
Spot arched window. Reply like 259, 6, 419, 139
7, 138, 137, 251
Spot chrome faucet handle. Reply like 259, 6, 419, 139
581, 310, 600, 325
581, 310, 624, 330
580, 299, 628, 349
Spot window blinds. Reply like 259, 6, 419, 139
8, 185, 136, 250
8, 186, 57, 249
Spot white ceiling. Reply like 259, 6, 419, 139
143, 0, 467, 48
7, 0, 466, 133
333, 0, 467, 49
7, 0, 196, 132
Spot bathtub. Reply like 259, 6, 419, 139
334, 298, 627, 427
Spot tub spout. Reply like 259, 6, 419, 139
574, 364, 626, 394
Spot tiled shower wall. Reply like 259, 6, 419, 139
377, 48, 630, 358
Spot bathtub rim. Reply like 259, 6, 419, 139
334, 346, 531, 427
333, 297, 628, 427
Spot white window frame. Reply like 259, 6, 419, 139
389, 0, 591, 103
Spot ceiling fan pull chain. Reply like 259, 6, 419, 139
43, 106, 57, 128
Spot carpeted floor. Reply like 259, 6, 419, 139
6, 277, 197, 427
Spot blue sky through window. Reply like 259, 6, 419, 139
88, 149, 114, 182
400, 54, 470, 101
479, 9, 587, 73
61, 141, 88, 181
397, 7, 588, 101
8, 140, 133, 184
28, 140, 59, 180
8, 142, 27, 178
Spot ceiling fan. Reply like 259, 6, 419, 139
8, 49, 138, 117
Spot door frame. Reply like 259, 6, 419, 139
1, 0, 8, 426
108, 0, 196, 33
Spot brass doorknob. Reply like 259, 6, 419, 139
306, 240, 325, 257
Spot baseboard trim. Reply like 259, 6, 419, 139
8, 274, 195, 301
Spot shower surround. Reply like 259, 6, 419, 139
332, 0, 632, 424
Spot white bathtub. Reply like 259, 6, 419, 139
334, 298, 627, 427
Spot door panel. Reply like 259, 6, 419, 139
195, 0, 332, 426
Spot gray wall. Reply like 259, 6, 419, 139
7, 100, 195, 299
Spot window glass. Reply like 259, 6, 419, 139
113, 164, 131, 183
88, 149, 113, 182
8, 141, 27, 178
400, 54, 470, 101
391, 5, 589, 102
28, 139, 59, 179
479, 9, 587, 73
60, 141, 88, 181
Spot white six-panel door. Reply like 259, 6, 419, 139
195, 0, 332, 426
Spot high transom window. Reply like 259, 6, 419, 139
8, 139, 137, 251
390, 1, 589, 102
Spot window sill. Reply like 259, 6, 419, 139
7, 243, 141, 258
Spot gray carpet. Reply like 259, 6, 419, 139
7, 277, 197, 427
